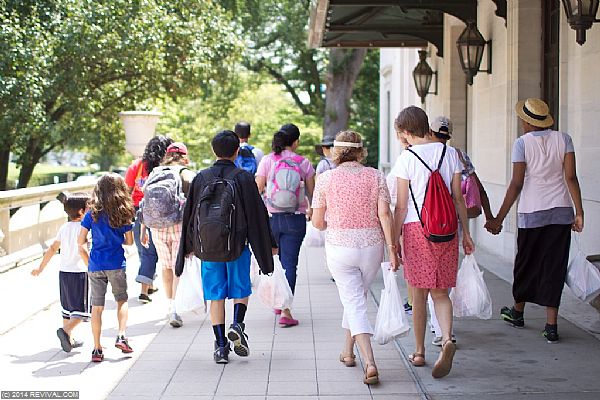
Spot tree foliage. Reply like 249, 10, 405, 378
0, 0, 240, 189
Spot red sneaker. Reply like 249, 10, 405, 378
278, 316, 299, 327
115, 336, 133, 353
91, 348, 104, 362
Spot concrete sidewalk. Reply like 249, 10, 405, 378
0, 246, 420, 400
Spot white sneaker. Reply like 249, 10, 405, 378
432, 334, 457, 346
169, 313, 183, 328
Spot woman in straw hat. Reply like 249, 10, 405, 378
312, 130, 398, 385
486, 98, 584, 343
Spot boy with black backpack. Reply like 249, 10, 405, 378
175, 130, 276, 364
234, 121, 263, 175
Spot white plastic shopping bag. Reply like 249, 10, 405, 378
174, 256, 206, 314
304, 222, 325, 247
566, 235, 600, 301
450, 254, 492, 319
250, 254, 261, 290
257, 255, 294, 309
374, 262, 410, 345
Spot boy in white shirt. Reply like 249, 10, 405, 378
32, 193, 90, 352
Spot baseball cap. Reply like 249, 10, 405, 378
431, 116, 453, 135
166, 142, 188, 155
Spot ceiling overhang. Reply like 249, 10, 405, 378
308, 0, 479, 57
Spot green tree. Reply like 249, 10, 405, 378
0, 0, 240, 189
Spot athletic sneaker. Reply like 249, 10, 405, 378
432, 334, 457, 346
56, 328, 72, 353
115, 335, 133, 353
403, 301, 413, 315
543, 324, 559, 344
169, 313, 183, 328
71, 339, 84, 348
213, 341, 230, 364
91, 348, 104, 362
138, 293, 152, 303
227, 322, 249, 357
148, 287, 159, 295
500, 306, 525, 328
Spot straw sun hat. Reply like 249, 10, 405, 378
515, 98, 554, 128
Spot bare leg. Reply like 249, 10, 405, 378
63, 318, 81, 337
141, 283, 150, 296
233, 297, 249, 307
162, 268, 174, 299
354, 333, 375, 366
116, 300, 128, 336
514, 302, 526, 313
343, 329, 355, 355
281, 308, 295, 319
430, 288, 453, 342
412, 287, 429, 356
546, 307, 558, 325
210, 300, 226, 325
91, 306, 103, 349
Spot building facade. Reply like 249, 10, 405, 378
375, 0, 600, 261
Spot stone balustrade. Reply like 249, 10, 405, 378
0, 181, 97, 256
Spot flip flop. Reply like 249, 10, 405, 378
408, 352, 425, 367
432, 340, 456, 378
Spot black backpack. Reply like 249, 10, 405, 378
193, 168, 247, 262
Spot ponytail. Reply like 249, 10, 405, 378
272, 130, 288, 155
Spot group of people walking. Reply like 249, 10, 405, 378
31, 97, 584, 384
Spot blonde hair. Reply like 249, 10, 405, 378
331, 130, 367, 165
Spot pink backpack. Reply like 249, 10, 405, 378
266, 154, 304, 212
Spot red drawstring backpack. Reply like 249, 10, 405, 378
408, 145, 458, 242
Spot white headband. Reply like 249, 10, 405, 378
334, 140, 363, 148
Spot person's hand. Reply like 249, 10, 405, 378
271, 247, 279, 256
462, 232, 475, 255
389, 248, 399, 272
572, 214, 584, 232
485, 218, 503, 235
31, 268, 42, 276
305, 208, 313, 221
141, 230, 149, 248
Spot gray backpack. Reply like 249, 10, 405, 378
140, 166, 186, 228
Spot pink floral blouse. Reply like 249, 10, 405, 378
312, 162, 391, 248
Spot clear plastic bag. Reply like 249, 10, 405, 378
174, 256, 206, 314
373, 263, 410, 345
304, 222, 325, 247
256, 255, 294, 309
450, 254, 492, 319
250, 254, 261, 290
566, 235, 600, 301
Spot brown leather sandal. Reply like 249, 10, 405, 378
363, 363, 379, 385
408, 352, 426, 367
432, 339, 456, 378
339, 352, 356, 367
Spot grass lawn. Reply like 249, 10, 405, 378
7, 162, 95, 188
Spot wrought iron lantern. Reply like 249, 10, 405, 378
412, 50, 438, 104
456, 21, 492, 85
562, 0, 600, 45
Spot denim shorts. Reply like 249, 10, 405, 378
88, 268, 128, 307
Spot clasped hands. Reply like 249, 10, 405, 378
484, 217, 503, 235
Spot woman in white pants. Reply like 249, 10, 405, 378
312, 130, 398, 385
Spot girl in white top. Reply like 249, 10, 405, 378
392, 106, 474, 379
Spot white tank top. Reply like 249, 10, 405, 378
518, 131, 572, 214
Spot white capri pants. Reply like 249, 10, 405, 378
326, 243, 384, 336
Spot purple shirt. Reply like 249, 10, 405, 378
256, 150, 315, 214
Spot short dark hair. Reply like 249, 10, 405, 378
212, 130, 240, 158
234, 122, 251, 139
394, 106, 430, 138
64, 193, 90, 221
